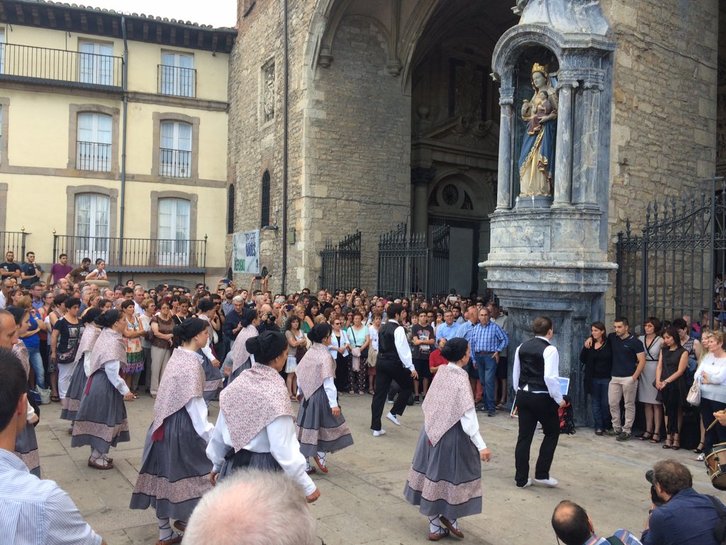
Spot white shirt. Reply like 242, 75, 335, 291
389, 320, 414, 371
369, 326, 379, 351
329, 329, 350, 359
206, 412, 316, 495
185, 397, 214, 442
512, 336, 563, 405
103, 360, 130, 396
298, 376, 338, 408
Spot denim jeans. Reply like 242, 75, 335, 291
27, 346, 45, 389
475, 354, 497, 411
590, 377, 610, 430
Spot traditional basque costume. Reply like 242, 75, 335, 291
130, 348, 213, 525
205, 362, 316, 496
12, 341, 40, 477
61, 324, 101, 421
404, 362, 486, 539
228, 324, 258, 382
295, 343, 353, 470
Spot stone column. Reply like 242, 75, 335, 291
553, 78, 576, 206
496, 87, 514, 210
572, 71, 604, 206
411, 167, 435, 235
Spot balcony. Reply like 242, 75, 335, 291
159, 148, 192, 178
53, 235, 207, 274
77, 141, 112, 172
0, 231, 28, 258
158, 64, 196, 98
0, 43, 123, 90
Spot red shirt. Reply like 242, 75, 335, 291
429, 349, 447, 370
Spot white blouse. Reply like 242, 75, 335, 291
102, 360, 130, 396
329, 330, 350, 359
447, 363, 487, 451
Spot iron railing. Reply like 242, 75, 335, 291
159, 148, 192, 178
319, 231, 361, 291
0, 43, 123, 88
157, 64, 196, 97
52, 235, 207, 273
615, 178, 721, 328
0, 231, 28, 260
377, 223, 450, 299
77, 141, 112, 172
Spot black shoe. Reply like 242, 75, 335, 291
476, 403, 486, 412
487, 410, 496, 417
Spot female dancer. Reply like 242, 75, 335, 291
71, 309, 134, 469
195, 299, 223, 403
7, 306, 41, 477
206, 331, 320, 503
130, 318, 214, 545
295, 322, 354, 474
404, 338, 492, 541
61, 308, 103, 428
227, 307, 259, 381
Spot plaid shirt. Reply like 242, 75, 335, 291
470, 321, 508, 354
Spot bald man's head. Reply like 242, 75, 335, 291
184, 470, 316, 545
551, 500, 592, 545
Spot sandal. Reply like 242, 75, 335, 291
672, 434, 681, 451
439, 516, 464, 538
88, 456, 113, 470
650, 433, 661, 444
694, 442, 705, 454
50, 395, 60, 402
639, 431, 654, 441
663, 434, 672, 449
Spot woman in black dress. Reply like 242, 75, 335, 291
656, 326, 688, 450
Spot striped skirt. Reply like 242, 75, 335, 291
61, 356, 87, 421
15, 423, 40, 477
296, 386, 353, 458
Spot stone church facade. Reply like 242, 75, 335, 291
228, 0, 723, 306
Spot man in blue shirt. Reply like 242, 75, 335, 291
470, 308, 508, 416
435, 310, 458, 345
0, 348, 104, 545
641, 459, 722, 545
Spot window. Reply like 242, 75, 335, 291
159, 121, 192, 178
159, 52, 195, 97
157, 198, 191, 266
227, 184, 235, 235
261, 60, 275, 123
74, 194, 110, 263
261, 171, 271, 227
79, 41, 114, 86
77, 112, 112, 171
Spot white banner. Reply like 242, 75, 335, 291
232, 230, 260, 274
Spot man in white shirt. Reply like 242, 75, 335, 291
512, 316, 566, 488
0, 348, 104, 545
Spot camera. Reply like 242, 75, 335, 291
264, 312, 275, 323
645, 469, 665, 506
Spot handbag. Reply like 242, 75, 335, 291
367, 348, 378, 367
686, 377, 701, 406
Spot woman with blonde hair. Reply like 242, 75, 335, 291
695, 329, 726, 457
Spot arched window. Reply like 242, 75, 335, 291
157, 197, 191, 266
227, 184, 235, 234
74, 193, 110, 263
261, 171, 271, 228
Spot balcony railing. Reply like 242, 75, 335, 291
159, 148, 192, 178
53, 235, 207, 274
0, 231, 28, 259
158, 64, 196, 98
0, 43, 123, 89
77, 141, 112, 172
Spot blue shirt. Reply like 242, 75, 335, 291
0, 449, 101, 545
470, 321, 509, 354
641, 488, 721, 545
436, 322, 459, 342
587, 530, 642, 545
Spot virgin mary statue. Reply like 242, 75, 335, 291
518, 63, 558, 197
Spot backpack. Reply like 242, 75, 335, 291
707, 495, 726, 545
558, 395, 575, 435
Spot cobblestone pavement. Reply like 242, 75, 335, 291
36, 393, 717, 545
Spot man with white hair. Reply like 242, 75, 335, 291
183, 470, 317, 545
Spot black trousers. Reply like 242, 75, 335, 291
514, 390, 560, 485
370, 358, 413, 431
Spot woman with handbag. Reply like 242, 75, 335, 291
285, 316, 306, 400
346, 311, 370, 395
329, 314, 351, 393
695, 330, 726, 457
655, 326, 688, 450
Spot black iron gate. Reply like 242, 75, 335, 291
319, 231, 361, 291
377, 223, 450, 299
615, 178, 725, 327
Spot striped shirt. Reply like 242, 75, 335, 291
0, 449, 101, 545
470, 321, 508, 354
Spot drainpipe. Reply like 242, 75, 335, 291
118, 15, 129, 284
281, 0, 289, 293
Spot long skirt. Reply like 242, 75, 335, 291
403, 423, 482, 520
130, 409, 212, 521
15, 423, 41, 477
296, 386, 353, 457
61, 356, 87, 421
219, 449, 281, 481
638, 360, 659, 404
229, 358, 252, 383
71, 371, 130, 454
201, 352, 223, 404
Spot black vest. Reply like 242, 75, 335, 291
518, 337, 549, 391
378, 321, 403, 366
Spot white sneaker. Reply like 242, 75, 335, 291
515, 478, 533, 488
372, 429, 386, 437
386, 412, 401, 426
533, 477, 559, 487
696, 453, 705, 462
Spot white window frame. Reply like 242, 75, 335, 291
157, 198, 191, 266
74, 193, 110, 263
159, 120, 192, 178
79, 41, 114, 86
160, 51, 195, 97
77, 112, 112, 172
